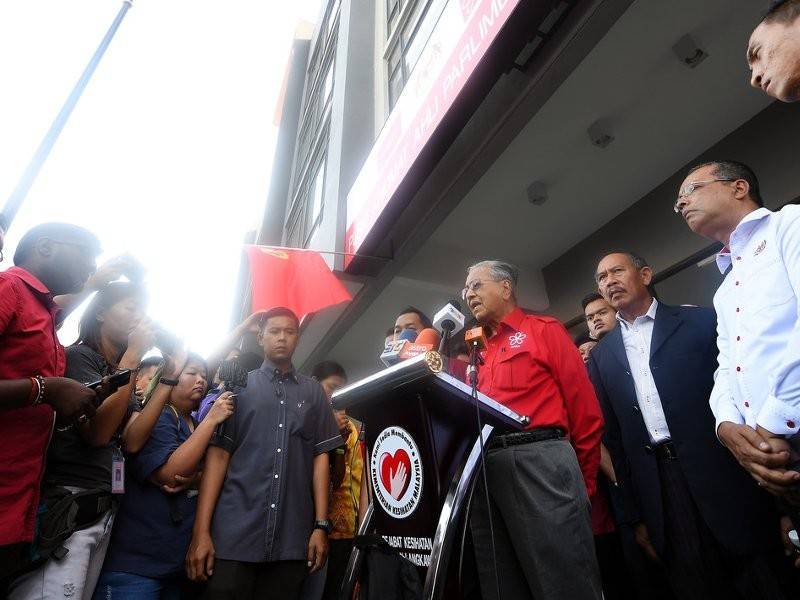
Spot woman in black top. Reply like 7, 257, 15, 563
8, 282, 157, 600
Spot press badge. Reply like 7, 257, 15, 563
111, 447, 125, 494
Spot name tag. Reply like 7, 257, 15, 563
111, 447, 125, 494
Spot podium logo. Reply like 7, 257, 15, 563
371, 426, 424, 519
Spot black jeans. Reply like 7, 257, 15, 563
202, 559, 306, 600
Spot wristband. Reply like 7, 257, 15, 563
159, 377, 180, 387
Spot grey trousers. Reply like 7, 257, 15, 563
469, 438, 602, 600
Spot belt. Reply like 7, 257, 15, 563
487, 427, 563, 450
645, 440, 678, 460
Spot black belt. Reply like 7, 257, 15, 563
645, 440, 678, 460
487, 427, 563, 450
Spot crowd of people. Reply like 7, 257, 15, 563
1, 2, 800, 599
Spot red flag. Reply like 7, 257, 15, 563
245, 246, 351, 319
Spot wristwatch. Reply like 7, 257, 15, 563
314, 519, 332, 534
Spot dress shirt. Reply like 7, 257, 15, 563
209, 360, 342, 563
477, 307, 604, 496
711, 206, 800, 436
0, 266, 64, 546
616, 299, 672, 444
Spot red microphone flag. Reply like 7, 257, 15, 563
245, 245, 352, 318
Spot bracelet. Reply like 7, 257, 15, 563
32, 375, 45, 406
159, 377, 179, 387
28, 377, 39, 405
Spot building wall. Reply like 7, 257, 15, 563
542, 101, 800, 323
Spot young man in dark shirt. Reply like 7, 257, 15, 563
187, 307, 342, 599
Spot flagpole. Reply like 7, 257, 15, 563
250, 245, 392, 262
1, 0, 134, 227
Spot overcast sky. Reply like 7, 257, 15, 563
0, 0, 321, 355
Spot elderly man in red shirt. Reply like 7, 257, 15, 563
0, 222, 101, 585
463, 260, 604, 600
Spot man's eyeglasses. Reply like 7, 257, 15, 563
461, 280, 487, 300
674, 178, 735, 213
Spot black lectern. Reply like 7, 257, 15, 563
332, 351, 528, 600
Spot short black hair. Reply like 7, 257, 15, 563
13, 222, 101, 265
397, 306, 432, 329
581, 292, 604, 311
261, 306, 301, 328
763, 0, 800, 24
76, 282, 147, 353
137, 356, 164, 371
312, 360, 347, 382
686, 160, 764, 207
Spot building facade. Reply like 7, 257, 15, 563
249, 0, 800, 380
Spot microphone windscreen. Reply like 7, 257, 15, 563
397, 328, 418, 343
415, 328, 442, 347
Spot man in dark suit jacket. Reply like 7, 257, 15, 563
587, 251, 789, 600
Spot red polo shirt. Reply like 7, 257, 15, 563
0, 267, 65, 546
477, 308, 603, 496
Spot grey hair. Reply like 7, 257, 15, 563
467, 260, 519, 289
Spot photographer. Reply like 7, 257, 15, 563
8, 281, 156, 600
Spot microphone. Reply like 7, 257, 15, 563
399, 327, 442, 360
464, 326, 488, 352
380, 328, 417, 367
433, 301, 466, 353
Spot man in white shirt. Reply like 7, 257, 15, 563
676, 160, 800, 500
747, 0, 800, 103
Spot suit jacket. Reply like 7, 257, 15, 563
587, 302, 777, 556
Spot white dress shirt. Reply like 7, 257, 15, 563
617, 299, 672, 444
711, 205, 800, 437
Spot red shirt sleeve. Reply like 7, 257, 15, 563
541, 320, 604, 497
0, 276, 20, 335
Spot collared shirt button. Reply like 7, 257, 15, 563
788, 421, 797, 429
736, 256, 742, 261
744, 401, 750, 407
274, 474, 279, 479
277, 448, 282, 453
280, 400, 284, 405
736, 307, 740, 313
736, 336, 741, 341
736, 366, 742, 372
279, 424, 283, 428
270, 503, 276, 509
735, 281, 740, 286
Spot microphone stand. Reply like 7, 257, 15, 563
467, 342, 502, 600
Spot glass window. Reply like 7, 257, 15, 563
404, 0, 446, 74
310, 160, 326, 229
386, 0, 447, 109
322, 61, 334, 107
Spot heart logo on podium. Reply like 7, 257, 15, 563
370, 426, 424, 519
380, 449, 411, 500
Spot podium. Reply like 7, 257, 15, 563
332, 351, 528, 599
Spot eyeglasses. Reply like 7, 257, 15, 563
461, 280, 487, 300
674, 178, 735, 213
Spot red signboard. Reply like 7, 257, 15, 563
345, 0, 523, 266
